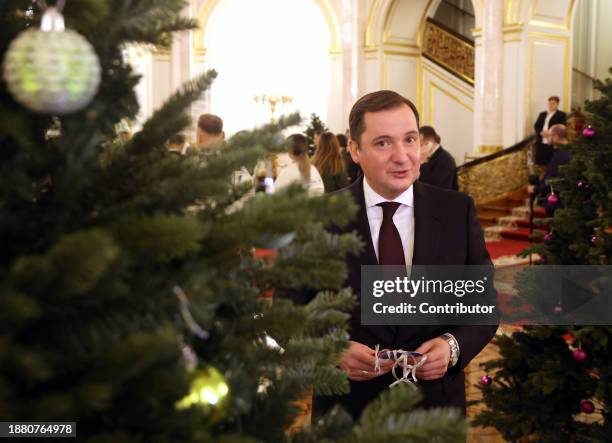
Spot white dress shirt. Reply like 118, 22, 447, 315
542, 110, 557, 144
363, 178, 415, 265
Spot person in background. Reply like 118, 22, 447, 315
309, 129, 323, 157
167, 133, 188, 155
337, 133, 362, 183
311, 132, 350, 192
533, 96, 567, 177
274, 134, 324, 195
529, 123, 571, 216
418, 126, 458, 191
196, 113, 225, 149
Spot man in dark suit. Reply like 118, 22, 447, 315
310, 90, 498, 419
418, 126, 458, 191
529, 124, 572, 216
533, 96, 567, 172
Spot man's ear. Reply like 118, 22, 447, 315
348, 139, 360, 164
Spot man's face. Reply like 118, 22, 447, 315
349, 104, 421, 199
548, 99, 559, 112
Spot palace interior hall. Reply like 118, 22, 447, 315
129, 0, 611, 261
119, 1, 608, 440
2, 0, 611, 442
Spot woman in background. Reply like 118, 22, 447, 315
311, 132, 350, 192
274, 134, 324, 195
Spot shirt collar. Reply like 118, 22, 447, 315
363, 177, 414, 209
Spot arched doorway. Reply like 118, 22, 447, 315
202, 0, 334, 135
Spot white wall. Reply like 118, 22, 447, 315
421, 60, 474, 165
595, 0, 612, 81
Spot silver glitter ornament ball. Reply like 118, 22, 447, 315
2, 9, 101, 115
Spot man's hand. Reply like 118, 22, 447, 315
339, 341, 394, 381
414, 337, 451, 380
527, 184, 535, 194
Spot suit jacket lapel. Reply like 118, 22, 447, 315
350, 177, 378, 265
412, 181, 441, 265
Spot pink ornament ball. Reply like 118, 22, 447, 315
544, 232, 553, 242
573, 348, 587, 362
580, 399, 595, 414
480, 374, 492, 386
582, 126, 596, 138
547, 193, 559, 205
553, 305, 563, 314
591, 235, 598, 246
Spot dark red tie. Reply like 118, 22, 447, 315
377, 202, 405, 265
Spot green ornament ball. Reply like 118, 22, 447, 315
176, 366, 230, 419
2, 27, 101, 114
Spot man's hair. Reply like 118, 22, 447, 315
336, 133, 348, 148
419, 125, 441, 144
197, 113, 223, 135
549, 124, 568, 141
548, 96, 560, 104
169, 133, 186, 145
349, 90, 420, 145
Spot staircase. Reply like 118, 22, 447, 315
476, 187, 548, 265
477, 187, 549, 242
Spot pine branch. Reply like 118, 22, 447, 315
107, 0, 196, 47
129, 70, 218, 155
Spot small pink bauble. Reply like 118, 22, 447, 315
582, 126, 596, 138
544, 233, 553, 242
480, 374, 492, 386
580, 399, 595, 414
573, 349, 587, 362
547, 193, 559, 205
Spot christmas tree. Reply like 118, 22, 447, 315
0, 1, 466, 441
473, 72, 612, 442
304, 113, 328, 156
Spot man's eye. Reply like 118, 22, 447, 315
406, 137, 416, 144
376, 140, 390, 148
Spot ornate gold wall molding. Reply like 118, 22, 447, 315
526, 32, 571, 121
366, 0, 435, 50
528, 0, 577, 31
428, 80, 474, 125
478, 145, 503, 153
422, 19, 475, 85
458, 147, 530, 204
422, 62, 474, 99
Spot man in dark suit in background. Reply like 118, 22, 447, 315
418, 126, 458, 191
309, 90, 497, 419
529, 123, 572, 216
533, 96, 567, 175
